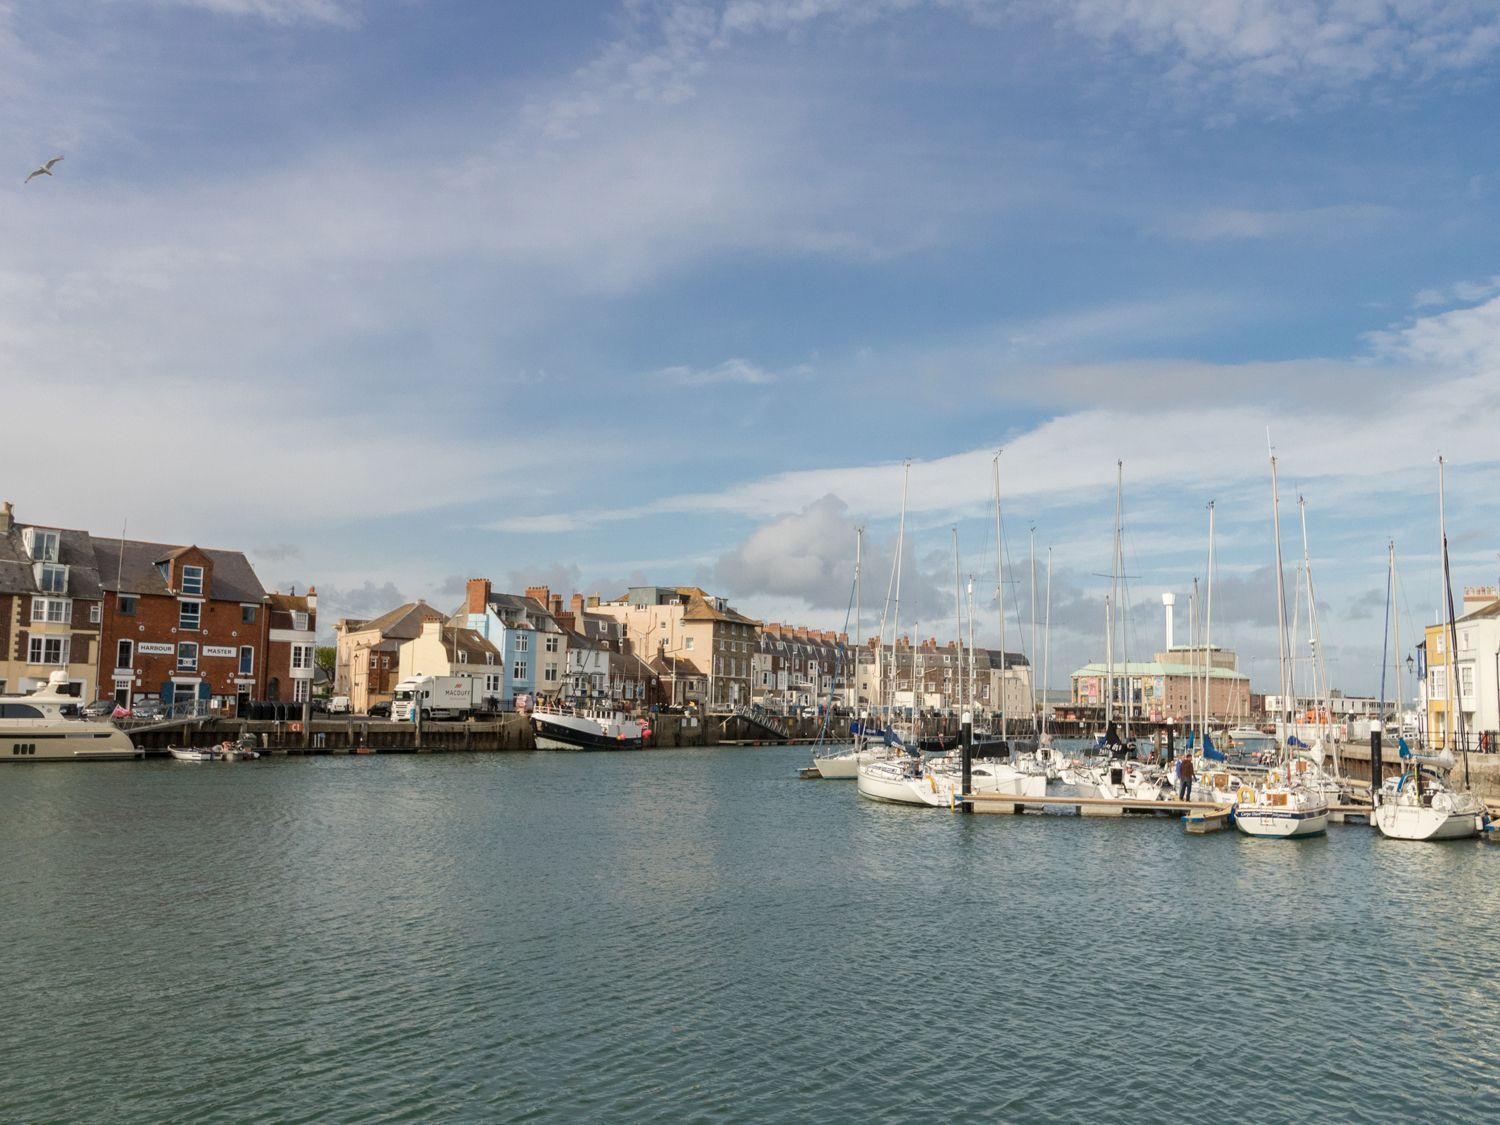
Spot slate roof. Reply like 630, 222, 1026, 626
440, 623, 504, 662
91, 537, 267, 603
676, 586, 760, 626
267, 592, 313, 614
0, 522, 105, 599
354, 601, 444, 639
473, 591, 564, 632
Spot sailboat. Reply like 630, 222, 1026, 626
1374, 460, 1489, 841
814, 526, 871, 779
1235, 446, 1329, 838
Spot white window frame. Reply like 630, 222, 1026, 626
291, 644, 314, 671
513, 660, 528, 680
293, 678, 310, 703
26, 528, 60, 562
31, 597, 71, 624
179, 600, 202, 631
36, 562, 68, 593
545, 635, 559, 653
180, 565, 205, 596
515, 633, 529, 652
685, 636, 695, 651
177, 642, 199, 671
89, 603, 101, 624
292, 611, 309, 631
116, 639, 134, 671
27, 635, 69, 666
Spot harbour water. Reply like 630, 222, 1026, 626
3, 746, 1497, 1121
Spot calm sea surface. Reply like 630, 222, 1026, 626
3, 746, 1497, 1122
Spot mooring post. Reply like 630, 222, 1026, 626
1165, 725, 1174, 764
1370, 728, 1383, 794
960, 712, 973, 814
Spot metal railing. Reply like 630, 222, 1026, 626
723, 703, 790, 739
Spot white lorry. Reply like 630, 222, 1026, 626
390, 675, 490, 721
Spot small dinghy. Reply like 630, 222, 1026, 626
169, 737, 260, 762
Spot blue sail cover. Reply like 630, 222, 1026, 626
1287, 735, 1308, 749
1202, 732, 1225, 761
1185, 732, 1195, 749
1398, 737, 1412, 759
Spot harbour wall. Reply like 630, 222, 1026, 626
124, 711, 856, 755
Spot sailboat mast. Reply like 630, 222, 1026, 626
1269, 449, 1293, 760
853, 527, 863, 728
1203, 501, 1215, 744
1113, 460, 1127, 739
1043, 548, 1053, 738
1392, 543, 1403, 720
1030, 527, 1038, 732
1380, 539, 1392, 735
967, 576, 977, 719
1439, 456, 1471, 788
993, 453, 1007, 741
1298, 494, 1333, 758
952, 527, 964, 719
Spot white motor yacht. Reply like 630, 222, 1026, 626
1, 671, 137, 762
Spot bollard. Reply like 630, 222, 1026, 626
1370, 729, 1383, 793
1165, 726, 1174, 764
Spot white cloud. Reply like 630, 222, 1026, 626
1052, 0, 1500, 93
150, 0, 356, 25
652, 357, 788, 386
1368, 291, 1500, 370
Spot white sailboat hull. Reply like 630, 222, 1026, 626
1374, 803, 1481, 841
856, 765, 944, 806
1233, 798, 1329, 838
813, 745, 885, 778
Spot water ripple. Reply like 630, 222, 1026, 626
1, 749, 1497, 1121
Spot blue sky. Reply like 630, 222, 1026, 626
4, 1, 1500, 696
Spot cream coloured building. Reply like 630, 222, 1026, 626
590, 586, 759, 709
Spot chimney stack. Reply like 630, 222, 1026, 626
1161, 592, 1176, 650
467, 578, 492, 615
0, 500, 11, 534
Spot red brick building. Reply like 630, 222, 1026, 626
90, 538, 315, 714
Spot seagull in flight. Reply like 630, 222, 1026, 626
25, 156, 63, 184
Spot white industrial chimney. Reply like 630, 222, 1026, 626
1161, 592, 1176, 650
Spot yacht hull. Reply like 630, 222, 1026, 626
1374, 804, 1482, 841
1234, 807, 1328, 838
2, 727, 137, 762
856, 767, 944, 807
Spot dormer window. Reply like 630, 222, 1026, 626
181, 565, 204, 596
24, 528, 59, 562
292, 611, 309, 631
36, 563, 67, 593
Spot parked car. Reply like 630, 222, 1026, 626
81, 698, 119, 719
130, 698, 165, 721
367, 701, 391, 719
328, 694, 351, 714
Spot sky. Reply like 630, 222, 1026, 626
4, 0, 1500, 698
